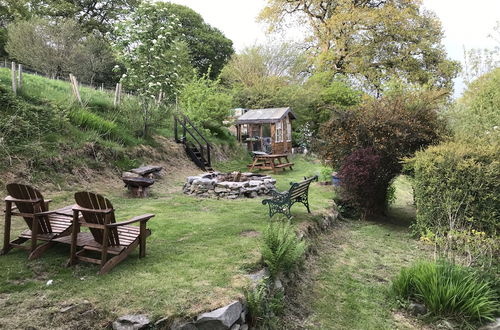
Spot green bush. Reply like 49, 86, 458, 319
392, 260, 498, 324
261, 221, 306, 278
408, 141, 499, 236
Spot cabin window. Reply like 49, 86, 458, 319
286, 117, 292, 141
276, 121, 283, 143
241, 124, 248, 135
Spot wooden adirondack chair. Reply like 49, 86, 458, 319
55, 191, 154, 274
2, 183, 75, 259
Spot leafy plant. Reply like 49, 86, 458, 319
392, 260, 498, 324
244, 280, 285, 329
319, 90, 446, 216
261, 222, 306, 278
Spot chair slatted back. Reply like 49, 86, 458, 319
289, 177, 316, 200
6, 183, 52, 234
74, 192, 120, 246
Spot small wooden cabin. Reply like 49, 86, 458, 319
235, 107, 296, 154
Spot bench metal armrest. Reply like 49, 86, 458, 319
106, 214, 155, 228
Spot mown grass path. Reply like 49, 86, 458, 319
284, 177, 432, 330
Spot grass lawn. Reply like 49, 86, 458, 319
284, 176, 432, 330
0, 156, 332, 328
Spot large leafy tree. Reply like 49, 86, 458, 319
113, 2, 193, 101
156, 2, 234, 79
259, 0, 460, 93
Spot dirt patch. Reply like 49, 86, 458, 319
239, 230, 261, 238
0, 296, 111, 330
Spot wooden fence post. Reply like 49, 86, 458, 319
114, 82, 122, 106
17, 64, 23, 89
11, 62, 16, 95
69, 74, 82, 105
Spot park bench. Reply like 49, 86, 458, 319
54, 191, 154, 274
262, 175, 318, 218
2, 183, 77, 259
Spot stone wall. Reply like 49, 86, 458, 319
183, 172, 277, 199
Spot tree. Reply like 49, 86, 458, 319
179, 74, 233, 137
318, 89, 446, 215
6, 18, 85, 78
221, 44, 360, 147
259, 0, 460, 94
160, 2, 234, 79
6, 18, 119, 85
462, 21, 500, 85
113, 2, 194, 136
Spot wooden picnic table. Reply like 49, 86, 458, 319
247, 153, 294, 174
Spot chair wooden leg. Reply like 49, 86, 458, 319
68, 210, 80, 266
28, 241, 57, 260
2, 201, 12, 255
99, 241, 139, 275
139, 222, 146, 258
31, 214, 39, 253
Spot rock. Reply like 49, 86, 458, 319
436, 320, 455, 329
170, 320, 197, 330
230, 324, 240, 330
227, 195, 238, 199
408, 303, 427, 316
187, 176, 201, 184
240, 325, 248, 330
245, 268, 270, 286
193, 178, 215, 187
112, 314, 151, 330
123, 171, 141, 178
479, 318, 500, 330
238, 311, 246, 324
196, 301, 243, 330
274, 278, 283, 290
248, 180, 262, 187
249, 192, 258, 198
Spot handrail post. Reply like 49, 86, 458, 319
183, 118, 186, 141
174, 116, 178, 143
207, 144, 211, 166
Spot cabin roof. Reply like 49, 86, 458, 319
235, 107, 296, 124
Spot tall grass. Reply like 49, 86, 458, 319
392, 260, 498, 324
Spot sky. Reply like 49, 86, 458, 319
168, 0, 500, 97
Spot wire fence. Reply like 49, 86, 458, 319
0, 58, 117, 93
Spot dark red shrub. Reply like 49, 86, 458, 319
338, 148, 393, 216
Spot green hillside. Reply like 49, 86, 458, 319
0, 69, 175, 185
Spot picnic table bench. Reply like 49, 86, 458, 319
262, 175, 318, 218
248, 153, 294, 174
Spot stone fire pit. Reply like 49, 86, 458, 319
183, 171, 277, 199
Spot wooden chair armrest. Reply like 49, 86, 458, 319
5, 195, 43, 203
106, 214, 155, 228
72, 205, 114, 214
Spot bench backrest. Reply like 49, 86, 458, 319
288, 175, 318, 200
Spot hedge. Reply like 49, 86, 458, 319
409, 141, 499, 236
